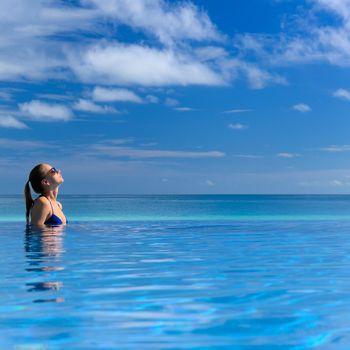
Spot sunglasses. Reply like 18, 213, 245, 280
42, 167, 59, 180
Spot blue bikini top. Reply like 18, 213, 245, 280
40, 196, 66, 225
45, 213, 63, 225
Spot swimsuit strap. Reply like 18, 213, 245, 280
40, 195, 54, 215
47, 197, 54, 215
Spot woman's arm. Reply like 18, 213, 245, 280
31, 197, 51, 225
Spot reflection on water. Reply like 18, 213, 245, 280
24, 225, 66, 303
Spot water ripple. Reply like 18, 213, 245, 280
1, 221, 350, 348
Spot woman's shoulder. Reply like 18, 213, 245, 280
32, 196, 51, 209
30, 196, 52, 225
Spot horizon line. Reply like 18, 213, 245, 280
2, 193, 350, 196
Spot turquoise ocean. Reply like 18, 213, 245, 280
3, 194, 350, 222
2, 195, 350, 349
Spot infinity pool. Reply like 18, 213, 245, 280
2, 219, 350, 349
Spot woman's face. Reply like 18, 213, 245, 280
41, 163, 64, 188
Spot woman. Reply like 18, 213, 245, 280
24, 163, 67, 225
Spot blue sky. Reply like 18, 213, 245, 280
2, 0, 350, 194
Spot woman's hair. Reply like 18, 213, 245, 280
24, 164, 47, 223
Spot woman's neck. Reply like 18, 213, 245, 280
42, 189, 58, 201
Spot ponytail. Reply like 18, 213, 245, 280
24, 164, 47, 223
24, 180, 34, 224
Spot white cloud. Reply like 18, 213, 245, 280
0, 0, 97, 81
0, 0, 301, 93
329, 179, 343, 187
36, 93, 75, 101
0, 0, 229, 90
73, 99, 117, 113
91, 145, 225, 159
103, 138, 134, 145
277, 153, 300, 158
174, 107, 194, 112
232, 1, 350, 73
165, 97, 179, 106
0, 57, 60, 81
92, 87, 143, 103
19, 100, 72, 121
195, 46, 228, 61
84, 0, 222, 45
333, 88, 350, 100
145, 95, 159, 104
224, 109, 252, 114
0, 115, 28, 129
70, 43, 226, 87
229, 123, 248, 130
0, 0, 287, 90
0, 0, 97, 38
321, 145, 350, 152
235, 154, 262, 159
205, 180, 214, 186
241, 61, 287, 89
0, 138, 45, 149
293, 103, 311, 113
314, 1, 350, 23
220, 57, 286, 89
298, 173, 350, 189
0, 91, 12, 101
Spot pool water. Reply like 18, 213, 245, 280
2, 196, 350, 349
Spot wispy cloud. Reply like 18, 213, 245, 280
91, 145, 225, 159
321, 145, 350, 152
229, 123, 248, 130
0, 0, 96, 81
0, 91, 12, 101
92, 87, 143, 103
239, 61, 287, 89
205, 179, 215, 186
277, 153, 300, 158
100, 138, 134, 146
70, 43, 226, 87
224, 109, 252, 114
85, 0, 222, 45
232, 1, 350, 77
165, 98, 180, 107
329, 179, 344, 187
293, 103, 311, 113
19, 100, 72, 121
36, 93, 75, 101
218, 57, 287, 89
298, 176, 350, 189
0, 138, 46, 149
0, 0, 287, 90
195, 46, 228, 61
333, 88, 350, 101
0, 115, 28, 129
174, 107, 194, 112
235, 154, 262, 159
73, 99, 117, 113
145, 95, 159, 104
